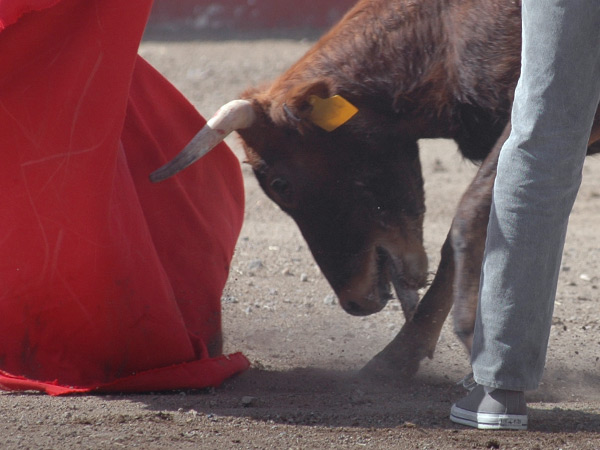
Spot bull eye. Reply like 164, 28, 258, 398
270, 177, 293, 204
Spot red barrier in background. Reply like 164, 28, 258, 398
149, 0, 355, 29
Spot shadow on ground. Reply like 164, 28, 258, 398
109, 365, 600, 433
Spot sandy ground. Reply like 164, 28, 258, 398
2, 27, 600, 449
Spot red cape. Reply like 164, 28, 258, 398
0, 0, 249, 395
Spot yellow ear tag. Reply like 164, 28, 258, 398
308, 95, 358, 132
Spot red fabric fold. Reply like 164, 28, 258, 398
0, 0, 60, 30
0, 0, 248, 395
0, 352, 249, 396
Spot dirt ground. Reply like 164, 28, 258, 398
2, 27, 600, 449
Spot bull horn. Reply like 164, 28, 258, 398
149, 99, 255, 183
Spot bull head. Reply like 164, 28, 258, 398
150, 81, 429, 321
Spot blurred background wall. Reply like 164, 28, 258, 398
148, 0, 355, 29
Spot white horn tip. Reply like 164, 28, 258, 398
149, 99, 255, 183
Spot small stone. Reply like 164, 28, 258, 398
241, 396, 257, 407
300, 273, 308, 282
485, 439, 501, 449
323, 294, 336, 305
247, 259, 264, 271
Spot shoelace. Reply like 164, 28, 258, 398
457, 372, 477, 391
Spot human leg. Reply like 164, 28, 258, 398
471, 0, 600, 393
451, 0, 600, 429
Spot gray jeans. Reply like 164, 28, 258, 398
471, 0, 600, 391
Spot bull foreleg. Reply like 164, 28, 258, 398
361, 124, 509, 380
450, 128, 505, 352
360, 229, 456, 379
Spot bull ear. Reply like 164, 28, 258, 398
272, 80, 331, 130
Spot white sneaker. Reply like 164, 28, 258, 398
450, 384, 527, 430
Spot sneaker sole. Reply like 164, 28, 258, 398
450, 404, 527, 430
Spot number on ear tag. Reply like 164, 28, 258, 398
308, 95, 358, 132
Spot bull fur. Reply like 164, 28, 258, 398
226, 0, 600, 378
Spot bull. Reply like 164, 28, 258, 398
150, 0, 600, 378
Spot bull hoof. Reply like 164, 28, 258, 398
358, 320, 438, 382
359, 351, 422, 381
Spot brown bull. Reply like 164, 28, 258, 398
151, 0, 600, 378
